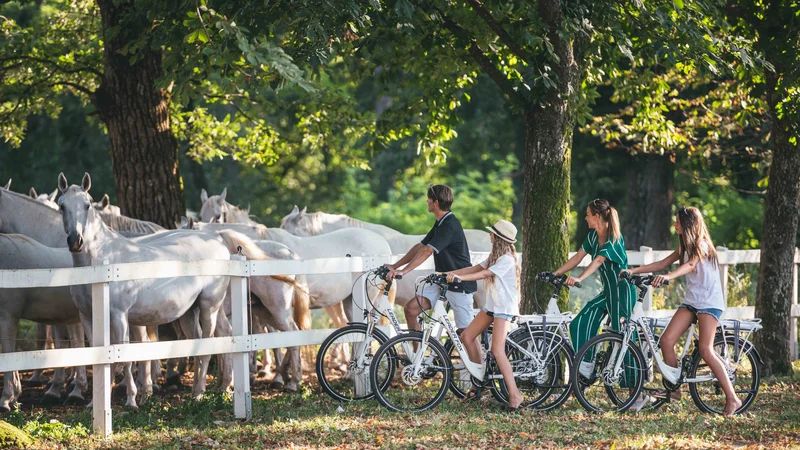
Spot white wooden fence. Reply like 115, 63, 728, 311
0, 247, 798, 438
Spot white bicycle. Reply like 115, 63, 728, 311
369, 274, 576, 412
571, 273, 762, 414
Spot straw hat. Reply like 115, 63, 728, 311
486, 220, 517, 244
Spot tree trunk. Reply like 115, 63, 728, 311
519, 0, 587, 313
754, 70, 800, 376
94, 0, 184, 228
623, 153, 675, 250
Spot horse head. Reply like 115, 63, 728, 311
199, 188, 230, 223
57, 172, 94, 253
279, 205, 312, 236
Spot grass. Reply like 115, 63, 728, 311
3, 363, 800, 450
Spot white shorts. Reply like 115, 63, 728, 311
420, 284, 475, 329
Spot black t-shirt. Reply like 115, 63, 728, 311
421, 212, 477, 293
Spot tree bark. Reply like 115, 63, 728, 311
519, 0, 587, 313
623, 153, 675, 250
754, 68, 800, 376
94, 0, 185, 228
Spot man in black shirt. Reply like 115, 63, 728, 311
386, 185, 477, 332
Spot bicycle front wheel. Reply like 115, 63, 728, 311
316, 324, 392, 402
505, 328, 574, 411
571, 332, 646, 413
688, 335, 761, 415
370, 331, 452, 412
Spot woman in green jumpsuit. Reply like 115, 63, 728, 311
553, 199, 637, 381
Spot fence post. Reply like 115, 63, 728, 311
352, 253, 370, 397
791, 248, 799, 361
716, 246, 729, 303
230, 254, 251, 420
91, 259, 112, 438
639, 246, 654, 314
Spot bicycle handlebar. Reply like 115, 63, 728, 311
618, 272, 670, 287
374, 265, 402, 281
536, 272, 581, 289
422, 273, 461, 289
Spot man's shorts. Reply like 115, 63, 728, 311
420, 283, 475, 329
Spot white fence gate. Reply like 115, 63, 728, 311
0, 247, 797, 438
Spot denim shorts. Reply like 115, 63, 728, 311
481, 308, 516, 323
679, 303, 723, 321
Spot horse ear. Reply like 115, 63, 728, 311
101, 194, 110, 209
179, 216, 188, 228
58, 173, 68, 192
291, 205, 299, 214
299, 206, 307, 218
188, 217, 195, 229
219, 187, 227, 202
81, 172, 91, 192
200, 189, 208, 203
2, 179, 10, 190
29, 187, 38, 199
49, 189, 58, 203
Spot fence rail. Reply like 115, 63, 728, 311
0, 248, 798, 438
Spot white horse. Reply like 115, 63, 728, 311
29, 187, 59, 209
193, 222, 395, 328
58, 173, 311, 404
199, 188, 257, 224
280, 207, 492, 306
92, 194, 121, 216
0, 234, 88, 413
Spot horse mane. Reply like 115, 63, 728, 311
99, 212, 166, 235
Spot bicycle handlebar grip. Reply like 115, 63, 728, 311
573, 281, 582, 289
394, 274, 403, 280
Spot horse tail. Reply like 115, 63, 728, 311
217, 230, 271, 261
292, 275, 312, 331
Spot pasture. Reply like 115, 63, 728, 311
2, 360, 799, 449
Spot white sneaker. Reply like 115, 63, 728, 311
631, 394, 652, 412
578, 361, 595, 378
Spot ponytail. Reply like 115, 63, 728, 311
588, 199, 621, 243
607, 206, 621, 243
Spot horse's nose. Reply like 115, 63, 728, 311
67, 233, 83, 253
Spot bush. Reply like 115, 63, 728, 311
0, 420, 34, 448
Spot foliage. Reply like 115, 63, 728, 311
5, 377, 800, 449
0, 420, 34, 448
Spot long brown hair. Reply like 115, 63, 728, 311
484, 234, 520, 294
588, 199, 621, 243
677, 206, 718, 266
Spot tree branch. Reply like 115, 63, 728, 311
413, 1, 528, 107
464, 0, 535, 64
0, 55, 103, 78
48, 81, 95, 96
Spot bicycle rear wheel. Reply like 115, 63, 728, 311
571, 332, 646, 413
315, 324, 391, 402
370, 331, 452, 412
688, 335, 761, 414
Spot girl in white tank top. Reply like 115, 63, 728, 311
623, 207, 741, 416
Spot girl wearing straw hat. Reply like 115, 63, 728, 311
444, 219, 523, 410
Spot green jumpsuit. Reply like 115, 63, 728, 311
569, 230, 639, 385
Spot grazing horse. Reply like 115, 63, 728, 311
280, 207, 493, 306
199, 188, 257, 224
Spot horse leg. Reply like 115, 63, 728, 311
324, 303, 350, 369
0, 316, 19, 413
146, 326, 161, 391
165, 321, 185, 388
28, 324, 49, 386
42, 325, 68, 405
271, 317, 302, 392
64, 323, 87, 406
192, 306, 219, 400
110, 311, 137, 410
130, 326, 152, 405
213, 310, 233, 392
